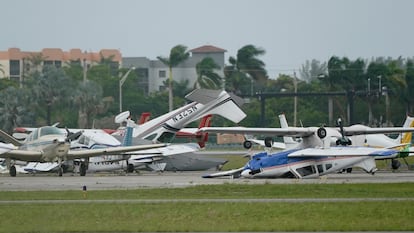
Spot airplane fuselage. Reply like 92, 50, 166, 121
241, 148, 381, 179
21, 135, 70, 162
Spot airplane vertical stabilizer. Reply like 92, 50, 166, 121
395, 115, 414, 144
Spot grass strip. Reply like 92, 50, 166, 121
1, 201, 413, 232
1, 183, 414, 200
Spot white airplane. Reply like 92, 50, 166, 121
199, 120, 414, 179
0, 126, 166, 177
275, 113, 414, 170
111, 88, 246, 143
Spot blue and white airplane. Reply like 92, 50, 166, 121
200, 120, 414, 179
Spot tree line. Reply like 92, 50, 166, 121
0, 45, 413, 133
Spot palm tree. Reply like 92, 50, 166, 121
73, 80, 103, 128
0, 87, 31, 133
157, 45, 190, 111
224, 44, 268, 94
194, 57, 222, 89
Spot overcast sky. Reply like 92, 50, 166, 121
2, 0, 413, 78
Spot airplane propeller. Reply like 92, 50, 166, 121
65, 128, 83, 142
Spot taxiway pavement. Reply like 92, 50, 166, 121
1, 170, 414, 191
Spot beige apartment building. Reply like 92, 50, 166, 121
0, 45, 226, 93
0, 48, 122, 84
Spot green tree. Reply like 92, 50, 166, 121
73, 80, 103, 128
0, 87, 32, 133
225, 44, 268, 95
157, 45, 190, 111
299, 59, 327, 83
28, 65, 74, 125
194, 57, 222, 89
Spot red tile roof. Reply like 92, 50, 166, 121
190, 45, 227, 53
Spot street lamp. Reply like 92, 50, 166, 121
119, 66, 136, 113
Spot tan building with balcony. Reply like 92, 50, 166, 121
0, 48, 122, 84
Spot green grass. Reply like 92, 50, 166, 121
1, 183, 414, 232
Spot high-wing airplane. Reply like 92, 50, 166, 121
200, 119, 414, 179
112, 88, 246, 144
0, 126, 166, 177
275, 113, 414, 170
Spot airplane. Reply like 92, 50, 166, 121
0, 126, 166, 177
275, 113, 414, 170
111, 88, 246, 144
199, 119, 414, 179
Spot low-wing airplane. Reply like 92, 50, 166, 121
22, 115, 226, 175
0, 126, 166, 177
200, 119, 414, 179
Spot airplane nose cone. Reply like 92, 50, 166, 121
241, 169, 252, 178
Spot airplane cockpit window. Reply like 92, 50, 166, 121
296, 165, 317, 177
28, 129, 39, 141
325, 164, 333, 170
157, 132, 175, 143
39, 126, 64, 137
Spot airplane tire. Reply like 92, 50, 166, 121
264, 137, 274, 148
243, 140, 252, 149
80, 163, 87, 176
9, 165, 17, 177
317, 127, 327, 139
58, 167, 63, 177
127, 164, 135, 173
391, 159, 401, 170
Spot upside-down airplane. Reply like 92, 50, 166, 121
0, 126, 166, 177
200, 119, 414, 179
273, 113, 414, 170
112, 88, 246, 143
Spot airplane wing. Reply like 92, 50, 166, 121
343, 126, 414, 136
66, 143, 167, 160
288, 147, 398, 158
0, 143, 17, 154
1, 150, 43, 161
248, 138, 286, 149
199, 127, 316, 137
202, 167, 245, 178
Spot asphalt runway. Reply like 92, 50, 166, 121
1, 170, 414, 191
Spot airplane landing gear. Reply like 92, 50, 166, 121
9, 165, 17, 177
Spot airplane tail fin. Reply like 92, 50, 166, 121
185, 89, 246, 123
278, 114, 296, 145
395, 115, 414, 144
137, 112, 151, 125
197, 115, 212, 148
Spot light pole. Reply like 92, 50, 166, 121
119, 67, 135, 113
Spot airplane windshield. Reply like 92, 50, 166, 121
39, 126, 64, 137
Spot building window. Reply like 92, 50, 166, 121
44, 60, 53, 66
9, 60, 20, 76
159, 70, 166, 78
55, 60, 62, 68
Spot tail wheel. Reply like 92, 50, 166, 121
243, 140, 252, 149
